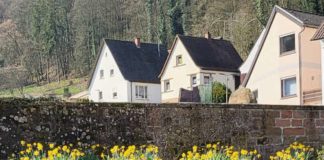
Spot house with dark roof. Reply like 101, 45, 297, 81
159, 33, 242, 103
311, 22, 324, 104
88, 38, 167, 103
242, 5, 324, 105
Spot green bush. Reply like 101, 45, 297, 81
212, 82, 231, 103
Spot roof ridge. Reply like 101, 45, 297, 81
283, 7, 324, 17
178, 34, 228, 41
104, 38, 164, 46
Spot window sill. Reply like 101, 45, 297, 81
135, 98, 149, 101
163, 90, 174, 93
280, 50, 295, 57
173, 64, 185, 67
281, 94, 297, 100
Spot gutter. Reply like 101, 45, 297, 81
299, 26, 306, 105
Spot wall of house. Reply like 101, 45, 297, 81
160, 40, 201, 103
300, 27, 322, 104
161, 39, 239, 103
128, 82, 161, 103
88, 45, 129, 102
321, 40, 324, 104
200, 70, 238, 92
246, 12, 302, 105
1, 99, 324, 159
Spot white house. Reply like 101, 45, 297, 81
159, 33, 243, 103
88, 38, 167, 103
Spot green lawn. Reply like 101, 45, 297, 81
0, 77, 88, 98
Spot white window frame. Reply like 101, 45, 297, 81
100, 70, 104, 79
164, 80, 170, 92
191, 74, 197, 86
280, 33, 295, 55
135, 85, 148, 99
281, 76, 297, 98
113, 92, 118, 99
176, 55, 183, 66
204, 75, 210, 85
99, 91, 103, 100
110, 69, 114, 77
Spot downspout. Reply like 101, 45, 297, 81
299, 26, 306, 105
130, 82, 133, 103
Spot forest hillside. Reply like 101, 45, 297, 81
0, 0, 324, 92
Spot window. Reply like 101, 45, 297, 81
191, 75, 197, 86
164, 80, 170, 92
100, 70, 104, 79
204, 76, 210, 84
280, 34, 295, 54
110, 69, 114, 77
252, 90, 258, 103
99, 91, 103, 100
281, 77, 297, 97
135, 86, 148, 99
113, 92, 118, 99
176, 55, 183, 65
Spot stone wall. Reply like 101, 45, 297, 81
0, 98, 324, 159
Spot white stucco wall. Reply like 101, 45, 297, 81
161, 39, 201, 103
161, 38, 239, 103
129, 82, 161, 103
88, 44, 129, 102
246, 12, 302, 105
89, 43, 162, 103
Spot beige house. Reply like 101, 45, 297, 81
242, 6, 324, 105
312, 22, 324, 104
159, 33, 243, 103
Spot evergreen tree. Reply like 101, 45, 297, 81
167, 0, 184, 36
145, 0, 154, 42
158, 0, 167, 45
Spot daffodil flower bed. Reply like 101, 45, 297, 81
270, 142, 315, 160
12, 141, 161, 160
179, 142, 261, 160
9, 141, 323, 160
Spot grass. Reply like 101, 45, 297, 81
0, 77, 88, 98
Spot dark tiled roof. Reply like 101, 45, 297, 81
178, 35, 243, 72
312, 23, 324, 40
105, 39, 168, 83
286, 9, 324, 27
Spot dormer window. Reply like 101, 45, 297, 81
280, 34, 295, 55
176, 55, 183, 66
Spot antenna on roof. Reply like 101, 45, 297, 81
158, 43, 161, 57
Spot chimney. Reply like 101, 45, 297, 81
205, 32, 211, 39
134, 37, 141, 48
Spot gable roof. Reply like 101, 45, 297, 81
312, 22, 324, 40
239, 29, 266, 74
159, 35, 243, 77
285, 9, 324, 28
88, 39, 168, 88
242, 5, 324, 87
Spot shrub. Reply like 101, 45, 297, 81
212, 82, 231, 103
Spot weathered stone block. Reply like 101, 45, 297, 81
283, 128, 305, 136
